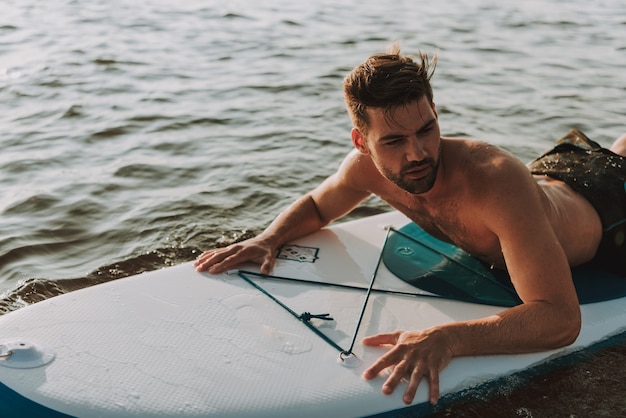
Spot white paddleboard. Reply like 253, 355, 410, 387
0, 211, 625, 417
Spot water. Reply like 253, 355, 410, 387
1, 0, 625, 415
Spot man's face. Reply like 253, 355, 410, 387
353, 97, 441, 195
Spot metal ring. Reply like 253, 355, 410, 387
0, 350, 13, 359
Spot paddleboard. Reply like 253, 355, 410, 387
0, 211, 625, 417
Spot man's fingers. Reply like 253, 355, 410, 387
377, 360, 439, 405
381, 360, 409, 395
260, 255, 275, 275
402, 365, 424, 404
428, 368, 440, 405
362, 342, 403, 380
195, 244, 275, 275
195, 247, 239, 273
362, 332, 403, 380
361, 332, 400, 347
362, 329, 449, 405
193, 250, 215, 267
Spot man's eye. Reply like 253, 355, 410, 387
420, 127, 434, 134
385, 139, 402, 146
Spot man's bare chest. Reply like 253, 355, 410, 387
382, 192, 459, 239
382, 193, 504, 267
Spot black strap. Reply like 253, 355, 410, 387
237, 271, 347, 353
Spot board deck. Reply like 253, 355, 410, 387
0, 211, 625, 417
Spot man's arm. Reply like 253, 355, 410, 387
362, 156, 581, 405
446, 158, 581, 352
195, 150, 372, 274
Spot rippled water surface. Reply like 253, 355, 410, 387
1, 0, 625, 416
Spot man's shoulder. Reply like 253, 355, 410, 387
442, 136, 503, 154
334, 150, 382, 188
442, 138, 533, 204
340, 149, 377, 173
443, 137, 520, 171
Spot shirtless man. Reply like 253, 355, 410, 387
195, 47, 626, 405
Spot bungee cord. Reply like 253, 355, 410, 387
340, 226, 392, 361
235, 226, 395, 365
232, 224, 520, 365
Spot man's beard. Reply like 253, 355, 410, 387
383, 157, 439, 195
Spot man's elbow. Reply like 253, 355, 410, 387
549, 308, 581, 348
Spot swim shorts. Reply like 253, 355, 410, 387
528, 129, 626, 276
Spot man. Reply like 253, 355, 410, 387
195, 46, 626, 405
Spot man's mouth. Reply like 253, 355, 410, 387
403, 163, 431, 179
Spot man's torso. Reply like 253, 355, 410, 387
348, 138, 602, 269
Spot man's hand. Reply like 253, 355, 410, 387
362, 328, 453, 405
194, 237, 276, 274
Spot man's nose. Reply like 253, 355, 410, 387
406, 137, 427, 160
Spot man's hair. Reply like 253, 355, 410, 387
343, 45, 437, 133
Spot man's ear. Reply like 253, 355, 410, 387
432, 101, 438, 119
351, 128, 369, 154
